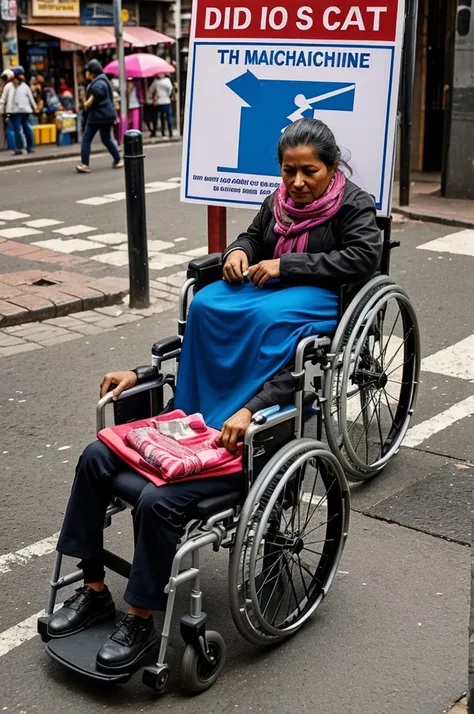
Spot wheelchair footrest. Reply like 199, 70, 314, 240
45, 611, 149, 683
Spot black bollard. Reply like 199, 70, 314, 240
124, 130, 150, 309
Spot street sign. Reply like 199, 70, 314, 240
181, 1, 406, 216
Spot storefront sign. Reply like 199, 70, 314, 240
1, 0, 17, 21
181, 1, 406, 216
32, 0, 80, 18
80, 1, 137, 25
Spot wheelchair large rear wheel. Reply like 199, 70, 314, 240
228, 439, 349, 646
324, 280, 420, 481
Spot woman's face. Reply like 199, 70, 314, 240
281, 144, 335, 206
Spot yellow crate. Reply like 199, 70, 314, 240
34, 124, 57, 145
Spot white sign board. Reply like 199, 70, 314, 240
181, 1, 406, 216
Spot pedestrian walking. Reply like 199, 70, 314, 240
10, 72, 37, 155
127, 79, 141, 130
76, 59, 123, 174
147, 73, 173, 139
0, 70, 17, 152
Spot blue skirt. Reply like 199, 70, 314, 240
174, 281, 338, 429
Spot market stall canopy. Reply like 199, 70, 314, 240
24, 25, 174, 52
104, 54, 175, 78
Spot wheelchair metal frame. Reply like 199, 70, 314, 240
39, 215, 418, 691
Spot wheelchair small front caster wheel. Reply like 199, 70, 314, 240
180, 630, 226, 693
142, 664, 170, 694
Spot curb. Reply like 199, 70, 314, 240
0, 287, 129, 328
0, 137, 181, 168
392, 206, 474, 230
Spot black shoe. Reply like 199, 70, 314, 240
95, 614, 158, 674
47, 585, 115, 638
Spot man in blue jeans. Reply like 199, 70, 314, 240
76, 59, 123, 174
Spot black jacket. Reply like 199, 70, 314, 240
224, 180, 383, 414
223, 180, 381, 288
86, 74, 116, 125
136, 181, 382, 419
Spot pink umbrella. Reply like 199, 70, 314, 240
103, 54, 175, 79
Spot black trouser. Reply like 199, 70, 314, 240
150, 104, 172, 138
57, 440, 242, 611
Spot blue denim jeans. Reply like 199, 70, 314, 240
11, 113, 35, 152
81, 121, 120, 166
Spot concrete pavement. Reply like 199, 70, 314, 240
0, 144, 472, 713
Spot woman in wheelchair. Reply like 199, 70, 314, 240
47, 118, 382, 674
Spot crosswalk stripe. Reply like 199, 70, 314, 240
0, 533, 59, 575
404, 394, 474, 448
0, 605, 62, 658
421, 335, 474, 381
417, 229, 474, 257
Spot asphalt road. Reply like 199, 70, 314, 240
0, 145, 472, 714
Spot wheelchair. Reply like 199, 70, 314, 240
38, 217, 420, 694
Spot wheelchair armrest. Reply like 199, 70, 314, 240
152, 335, 182, 361
187, 252, 222, 292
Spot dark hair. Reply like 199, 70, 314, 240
85, 59, 103, 77
278, 118, 342, 169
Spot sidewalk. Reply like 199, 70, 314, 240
0, 133, 179, 167
392, 174, 474, 229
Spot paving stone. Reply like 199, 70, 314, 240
94, 314, 140, 328
71, 310, 104, 323
49, 283, 105, 309
0, 300, 29, 325
0, 333, 28, 347
0, 284, 24, 300
135, 301, 175, 317
94, 305, 125, 317
42, 316, 86, 328
68, 322, 103, 336
14, 325, 71, 341
0, 270, 47, 286
44, 271, 95, 285
37, 333, 83, 347
0, 342, 42, 357
1, 242, 47, 257
9, 293, 55, 313
27, 287, 81, 314
87, 276, 129, 297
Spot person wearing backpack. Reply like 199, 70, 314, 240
10, 71, 37, 155
76, 59, 123, 174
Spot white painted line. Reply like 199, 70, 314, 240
417, 229, 474, 257
54, 224, 97, 236
167, 177, 181, 183
0, 533, 59, 574
149, 252, 189, 270
302, 492, 327, 509
33, 238, 106, 253
146, 181, 179, 190
0, 605, 62, 658
92, 251, 129, 267
23, 219, 63, 228
76, 196, 118, 206
403, 394, 474, 448
0, 227, 42, 239
103, 191, 126, 200
0, 210, 30, 220
183, 246, 208, 257
86, 232, 127, 245
421, 335, 474, 381
174, 237, 187, 243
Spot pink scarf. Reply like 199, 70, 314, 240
273, 169, 347, 258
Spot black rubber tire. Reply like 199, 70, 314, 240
180, 631, 226, 694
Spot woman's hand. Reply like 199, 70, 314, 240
223, 250, 249, 283
247, 259, 281, 288
219, 408, 252, 453
100, 370, 137, 400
